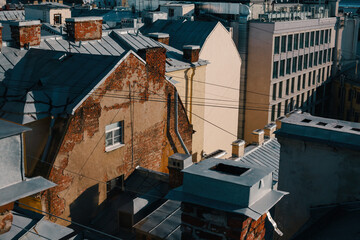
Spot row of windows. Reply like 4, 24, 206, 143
273, 48, 333, 79
271, 90, 316, 121
274, 29, 332, 54
272, 66, 331, 101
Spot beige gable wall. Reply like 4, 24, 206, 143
199, 23, 241, 156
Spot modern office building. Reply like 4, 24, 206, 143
244, 15, 337, 141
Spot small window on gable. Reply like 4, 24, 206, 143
105, 121, 124, 152
54, 14, 61, 25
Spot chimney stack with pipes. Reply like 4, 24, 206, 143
10, 21, 41, 49
168, 153, 192, 188
183, 45, 200, 63
264, 123, 276, 139
231, 139, 245, 159
65, 17, 103, 42
251, 129, 265, 145
148, 32, 170, 45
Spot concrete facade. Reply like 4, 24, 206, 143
275, 113, 360, 239
244, 17, 336, 142
159, 3, 194, 21
24, 4, 71, 26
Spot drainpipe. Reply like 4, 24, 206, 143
174, 90, 190, 155
41, 116, 55, 162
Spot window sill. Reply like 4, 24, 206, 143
105, 143, 125, 152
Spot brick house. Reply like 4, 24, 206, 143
0, 20, 193, 224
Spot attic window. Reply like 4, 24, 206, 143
210, 163, 249, 176
301, 119, 312, 123
316, 122, 327, 126
351, 128, 360, 132
334, 125, 343, 129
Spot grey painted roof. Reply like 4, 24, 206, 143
238, 138, 280, 182
38, 30, 207, 72
0, 119, 31, 139
24, 2, 70, 10
0, 176, 56, 206
0, 206, 77, 240
140, 20, 219, 50
278, 112, 360, 149
0, 48, 121, 124
134, 200, 181, 239
0, 10, 24, 21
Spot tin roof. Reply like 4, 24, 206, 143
0, 10, 24, 21
0, 48, 122, 124
1, 206, 77, 240
24, 2, 71, 10
277, 113, 360, 149
238, 138, 280, 182
140, 20, 219, 50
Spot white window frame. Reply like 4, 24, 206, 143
105, 121, 124, 152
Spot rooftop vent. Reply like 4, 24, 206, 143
210, 163, 249, 176
316, 122, 327, 126
334, 125, 343, 129
351, 128, 360, 132
301, 119, 312, 123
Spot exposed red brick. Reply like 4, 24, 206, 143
66, 19, 102, 42
0, 211, 13, 234
10, 24, 41, 48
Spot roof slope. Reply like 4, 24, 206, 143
140, 20, 218, 50
238, 138, 280, 182
0, 48, 122, 124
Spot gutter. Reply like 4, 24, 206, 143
174, 90, 190, 155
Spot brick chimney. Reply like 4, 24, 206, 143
0, 202, 14, 235
264, 123, 276, 139
276, 116, 285, 130
10, 21, 41, 49
251, 129, 264, 145
166, 159, 288, 240
65, 17, 103, 42
138, 47, 166, 82
231, 139, 245, 158
148, 32, 170, 45
168, 153, 192, 188
183, 45, 200, 63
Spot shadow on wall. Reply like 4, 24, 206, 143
69, 184, 99, 227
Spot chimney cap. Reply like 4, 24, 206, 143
264, 123, 276, 130
148, 32, 169, 38
9, 20, 41, 27
232, 139, 245, 146
183, 45, 200, 50
65, 16, 103, 22
252, 129, 264, 135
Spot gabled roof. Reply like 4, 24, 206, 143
140, 20, 219, 50
0, 48, 123, 124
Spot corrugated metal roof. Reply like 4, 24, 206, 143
238, 138, 280, 182
0, 10, 24, 21
0, 119, 30, 139
141, 20, 219, 50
